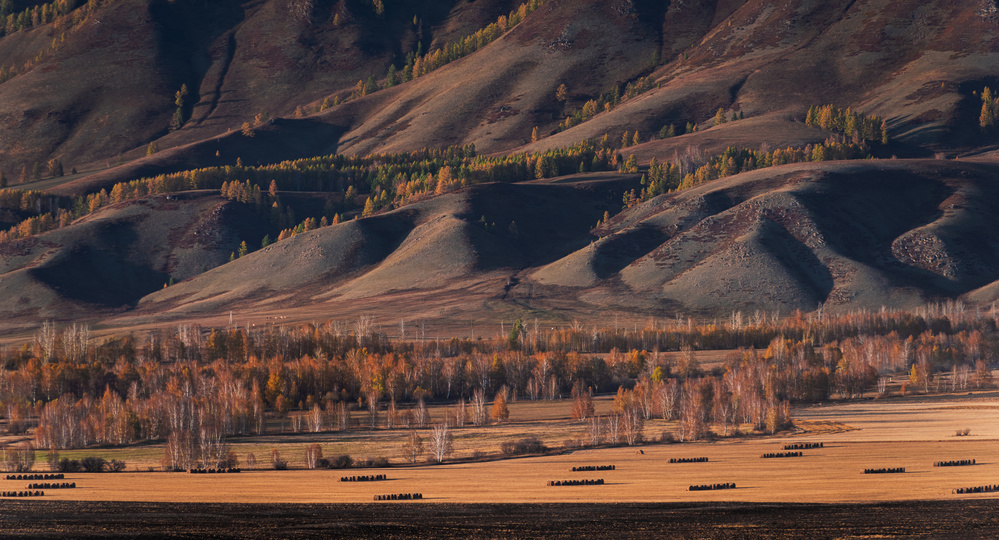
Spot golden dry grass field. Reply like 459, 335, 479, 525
5, 391, 998, 505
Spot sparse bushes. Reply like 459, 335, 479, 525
403, 432, 424, 464
80, 457, 105, 473
354, 456, 390, 468
0, 443, 35, 472
56, 457, 124, 473
955, 428, 972, 437
271, 449, 287, 470
328, 454, 354, 469
57, 458, 82, 473
500, 437, 548, 456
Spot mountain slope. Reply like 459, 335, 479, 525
3, 0, 999, 335
531, 159, 999, 316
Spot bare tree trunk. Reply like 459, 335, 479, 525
428, 423, 453, 463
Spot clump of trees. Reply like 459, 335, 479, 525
557, 75, 657, 131
806, 104, 888, 144
56, 456, 125, 473
499, 436, 547, 455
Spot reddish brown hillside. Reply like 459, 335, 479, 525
0, 0, 518, 183
10, 0, 999, 195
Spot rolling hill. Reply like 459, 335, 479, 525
2, 0, 999, 337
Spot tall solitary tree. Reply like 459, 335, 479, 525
428, 423, 453, 463
555, 83, 568, 103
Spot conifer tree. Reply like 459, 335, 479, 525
981, 87, 997, 130
555, 83, 568, 103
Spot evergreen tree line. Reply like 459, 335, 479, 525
0, 0, 83, 37
0, 140, 614, 246
617, 138, 873, 209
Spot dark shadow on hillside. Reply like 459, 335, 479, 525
31, 245, 168, 307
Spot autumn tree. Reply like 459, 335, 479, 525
304, 443, 323, 469
981, 86, 998, 130
713, 108, 727, 126
490, 389, 510, 422
677, 378, 708, 441
555, 83, 568, 103
570, 380, 594, 420
675, 346, 700, 379
909, 360, 933, 393
403, 431, 424, 464
171, 84, 188, 130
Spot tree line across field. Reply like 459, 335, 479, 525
0, 302, 994, 471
